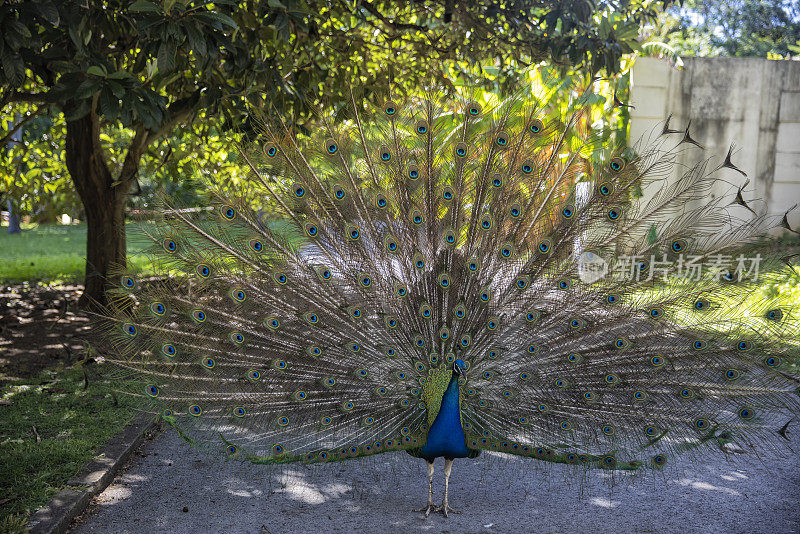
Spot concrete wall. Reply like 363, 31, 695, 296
629, 56, 800, 228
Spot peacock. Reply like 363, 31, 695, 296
100, 80, 800, 517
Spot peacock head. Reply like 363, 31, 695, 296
453, 359, 468, 378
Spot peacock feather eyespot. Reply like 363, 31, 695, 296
385, 347, 396, 357
602, 456, 616, 468
355, 368, 369, 379
348, 341, 361, 352
609, 157, 626, 173
528, 118, 543, 134
443, 228, 457, 245
291, 181, 306, 198
693, 299, 710, 311
442, 185, 455, 201
383, 100, 398, 118
693, 417, 709, 430
525, 310, 541, 323
272, 359, 287, 370
293, 390, 307, 401
466, 102, 481, 116
185, 405, 203, 417
374, 192, 388, 208
394, 282, 408, 297
692, 339, 707, 351
480, 214, 493, 231
249, 239, 264, 253
487, 349, 498, 360
263, 142, 278, 157
277, 416, 290, 427
385, 316, 398, 329
607, 207, 622, 221
247, 369, 261, 381
332, 184, 346, 200
644, 425, 660, 437
454, 303, 467, 319
121, 275, 135, 288
304, 311, 319, 325
653, 455, 666, 467
146, 385, 159, 397
419, 303, 432, 319
162, 344, 176, 357
554, 378, 568, 388
561, 205, 575, 219
415, 120, 429, 135
606, 293, 620, 304
407, 165, 420, 180
264, 316, 280, 331
340, 401, 355, 413
583, 391, 595, 402
454, 142, 468, 159
495, 131, 511, 149
526, 344, 538, 354
737, 340, 752, 351
230, 288, 246, 302
324, 138, 338, 155
410, 209, 424, 226
604, 373, 618, 384
196, 264, 211, 278
614, 337, 630, 350
322, 377, 336, 388
520, 161, 534, 175
399, 399, 411, 408
478, 400, 489, 408
598, 182, 614, 196
379, 145, 392, 162
358, 272, 372, 288
487, 318, 499, 330
414, 335, 425, 348
202, 357, 215, 369
537, 239, 552, 254
567, 352, 582, 364
363, 416, 375, 427
122, 323, 137, 336
163, 237, 177, 253
445, 352, 455, 363
374, 386, 388, 397
725, 368, 741, 381
569, 317, 586, 329
560, 421, 572, 431
509, 203, 521, 218
273, 444, 284, 455
346, 224, 361, 241
766, 308, 783, 321
220, 205, 236, 220
230, 332, 244, 344
233, 406, 246, 418
384, 234, 399, 253
764, 355, 780, 368
150, 301, 166, 316
634, 390, 647, 401
557, 279, 572, 290
304, 222, 319, 237
680, 388, 695, 399
602, 425, 615, 435
500, 242, 514, 259
671, 239, 687, 253
307, 345, 322, 358
438, 272, 452, 289
648, 307, 664, 320
460, 334, 472, 347
650, 355, 665, 367
738, 407, 754, 420
492, 174, 503, 188
320, 416, 333, 426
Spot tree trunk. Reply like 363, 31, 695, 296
65, 112, 133, 310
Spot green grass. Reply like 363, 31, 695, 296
0, 223, 151, 284
0, 367, 139, 532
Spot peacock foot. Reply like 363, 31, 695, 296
413, 502, 437, 518
435, 502, 461, 517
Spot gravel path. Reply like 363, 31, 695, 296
71, 430, 799, 534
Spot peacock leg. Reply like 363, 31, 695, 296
413, 460, 436, 517
436, 458, 461, 517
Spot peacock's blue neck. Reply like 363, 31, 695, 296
419, 374, 469, 461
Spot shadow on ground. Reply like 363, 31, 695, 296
70, 430, 799, 534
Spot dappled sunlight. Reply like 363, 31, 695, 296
673, 478, 742, 496
590, 496, 619, 508
272, 469, 354, 505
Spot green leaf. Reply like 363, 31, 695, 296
86, 65, 106, 77
128, 0, 161, 13
268, 0, 288, 8
1, 51, 26, 87
35, 1, 61, 26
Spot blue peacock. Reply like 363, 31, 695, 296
102, 82, 800, 517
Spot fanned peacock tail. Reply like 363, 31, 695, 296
100, 81, 800, 473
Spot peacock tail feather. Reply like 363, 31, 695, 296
100, 81, 800, 471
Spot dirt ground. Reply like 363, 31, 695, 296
0, 284, 90, 384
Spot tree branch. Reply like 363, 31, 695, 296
0, 107, 45, 146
